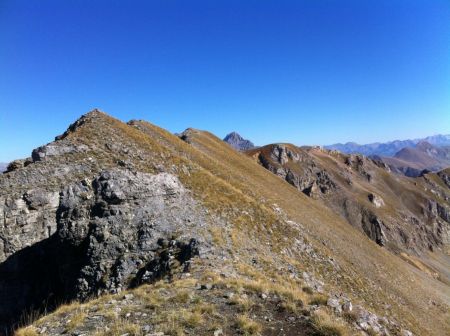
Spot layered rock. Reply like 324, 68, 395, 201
255, 144, 336, 199
0, 169, 206, 331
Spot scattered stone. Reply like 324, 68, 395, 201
327, 298, 342, 313
213, 328, 223, 336
368, 193, 384, 208
223, 292, 234, 299
200, 283, 213, 290
342, 301, 353, 312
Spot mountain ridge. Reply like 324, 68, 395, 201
1, 110, 448, 336
326, 134, 450, 157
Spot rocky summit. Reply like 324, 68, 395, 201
223, 132, 255, 151
1, 110, 449, 336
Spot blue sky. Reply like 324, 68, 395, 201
0, 0, 449, 162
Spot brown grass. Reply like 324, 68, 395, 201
311, 310, 348, 336
236, 314, 262, 335
14, 328, 38, 336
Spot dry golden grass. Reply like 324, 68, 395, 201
14, 327, 38, 336
400, 253, 439, 279
94, 319, 142, 336
182, 310, 204, 327
64, 310, 86, 332
311, 310, 348, 336
236, 314, 262, 335
309, 294, 329, 306
228, 295, 253, 312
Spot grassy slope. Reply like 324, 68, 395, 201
168, 129, 449, 335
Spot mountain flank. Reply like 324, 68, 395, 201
245, 143, 450, 254
1, 110, 448, 336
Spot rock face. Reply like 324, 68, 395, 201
437, 169, 450, 189
223, 132, 255, 151
0, 169, 205, 331
31, 143, 89, 162
0, 189, 60, 261
255, 144, 336, 199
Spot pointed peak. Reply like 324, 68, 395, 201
223, 132, 243, 141
54, 109, 113, 141
84, 108, 106, 117
223, 132, 255, 151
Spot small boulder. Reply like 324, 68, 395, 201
342, 301, 353, 312
368, 193, 384, 208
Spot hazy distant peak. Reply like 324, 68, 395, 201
325, 134, 450, 157
223, 132, 255, 151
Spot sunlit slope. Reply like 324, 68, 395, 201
149, 126, 449, 335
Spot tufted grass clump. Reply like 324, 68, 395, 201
309, 294, 328, 306
14, 327, 38, 336
311, 310, 348, 336
236, 314, 262, 335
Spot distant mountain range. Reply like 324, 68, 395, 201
0, 163, 7, 173
223, 132, 255, 151
325, 134, 450, 157
372, 141, 450, 177
222, 132, 450, 177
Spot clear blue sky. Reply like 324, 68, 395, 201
1, 0, 449, 162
